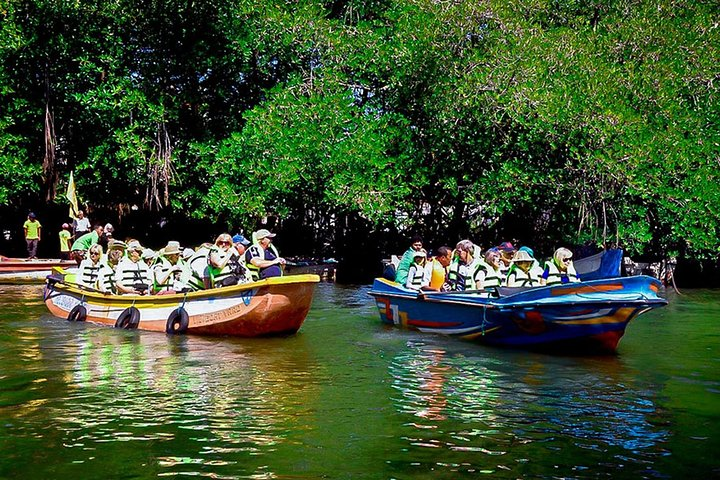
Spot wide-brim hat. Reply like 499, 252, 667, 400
163, 241, 182, 255
511, 250, 533, 263
127, 240, 143, 252
141, 248, 157, 260
108, 240, 127, 251
254, 229, 276, 240
412, 250, 426, 259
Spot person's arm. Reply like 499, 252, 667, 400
540, 265, 550, 286
474, 269, 486, 291
249, 249, 285, 269
154, 263, 181, 285
37, 225, 41, 241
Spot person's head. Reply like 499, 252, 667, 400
88, 244, 103, 264
254, 229, 276, 247
436, 246, 453, 267
142, 248, 157, 266
77, 210, 84, 219
455, 240, 475, 264
62, 223, 69, 230
553, 247, 573, 272
410, 235, 423, 251
412, 250, 426, 264
92, 224, 104, 235
232, 233, 251, 254
511, 250, 534, 273
28, 212, 36, 221
104, 223, 114, 236
215, 233, 233, 251
107, 240, 127, 265
497, 242, 516, 266
162, 241, 182, 264
127, 240, 143, 262
485, 248, 502, 269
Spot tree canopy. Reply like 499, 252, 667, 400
1, 0, 718, 259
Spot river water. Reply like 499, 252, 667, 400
0, 283, 717, 479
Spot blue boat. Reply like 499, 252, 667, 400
367, 275, 667, 353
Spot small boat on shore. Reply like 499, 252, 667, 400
0, 256, 76, 283
44, 271, 320, 336
368, 276, 667, 353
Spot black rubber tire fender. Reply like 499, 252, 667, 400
114, 307, 141, 329
166, 307, 189, 334
67, 305, 87, 322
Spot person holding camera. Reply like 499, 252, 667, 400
208, 233, 252, 288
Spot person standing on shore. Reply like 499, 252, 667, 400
58, 223, 72, 260
23, 212, 42, 259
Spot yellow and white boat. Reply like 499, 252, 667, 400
43, 270, 320, 336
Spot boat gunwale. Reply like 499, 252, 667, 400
46, 272, 321, 306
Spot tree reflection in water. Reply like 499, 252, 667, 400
388, 339, 670, 475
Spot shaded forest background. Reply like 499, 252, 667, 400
0, 0, 718, 283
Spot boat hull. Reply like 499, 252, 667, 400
0, 257, 76, 283
44, 274, 320, 336
368, 276, 667, 353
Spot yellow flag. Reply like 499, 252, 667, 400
66, 171, 79, 219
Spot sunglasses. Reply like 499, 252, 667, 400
562, 258, 572, 263
90, 252, 100, 257
218, 241, 231, 246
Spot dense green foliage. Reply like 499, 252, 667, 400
1, 0, 718, 258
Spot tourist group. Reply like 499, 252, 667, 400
393, 236, 580, 293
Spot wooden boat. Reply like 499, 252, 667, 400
43, 271, 320, 336
367, 276, 667, 353
0, 255, 76, 283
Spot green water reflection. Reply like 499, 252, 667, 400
0, 284, 718, 478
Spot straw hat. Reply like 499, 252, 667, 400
254, 229, 276, 240
108, 240, 127, 250
163, 241, 182, 256
511, 250, 533, 263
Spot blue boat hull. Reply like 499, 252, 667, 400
367, 276, 667, 353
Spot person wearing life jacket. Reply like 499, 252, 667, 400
185, 243, 213, 291
541, 247, 580, 286
97, 240, 126, 294
153, 241, 191, 294
77, 243, 104, 289
245, 229, 285, 281
496, 241, 517, 278
115, 240, 153, 295
404, 250, 428, 290
447, 239, 481, 291
395, 235, 425, 286
427, 246, 453, 291
207, 233, 250, 288
506, 249, 543, 287
472, 248, 504, 292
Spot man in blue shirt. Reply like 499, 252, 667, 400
245, 229, 286, 279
